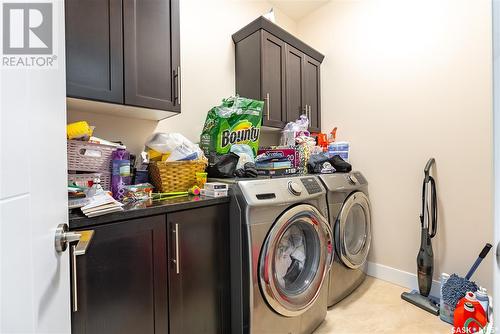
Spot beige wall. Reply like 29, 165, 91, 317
67, 0, 295, 156
297, 0, 493, 290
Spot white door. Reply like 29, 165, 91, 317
494, 0, 500, 326
0, 0, 70, 333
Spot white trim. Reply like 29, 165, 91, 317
367, 261, 441, 298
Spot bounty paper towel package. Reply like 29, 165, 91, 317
200, 96, 264, 164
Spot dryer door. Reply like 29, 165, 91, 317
337, 192, 372, 269
259, 204, 333, 317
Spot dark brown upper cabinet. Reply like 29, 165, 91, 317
285, 44, 305, 125
261, 31, 286, 128
65, 0, 123, 103
65, 0, 180, 120
304, 55, 321, 132
233, 17, 324, 132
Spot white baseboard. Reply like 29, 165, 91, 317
367, 261, 441, 298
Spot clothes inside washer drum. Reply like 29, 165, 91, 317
275, 225, 306, 289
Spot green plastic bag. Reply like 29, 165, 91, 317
200, 96, 264, 164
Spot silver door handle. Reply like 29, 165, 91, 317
55, 223, 94, 312
265, 93, 270, 121
173, 223, 180, 274
308, 105, 312, 121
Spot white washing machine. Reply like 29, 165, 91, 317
317, 172, 372, 306
226, 176, 333, 334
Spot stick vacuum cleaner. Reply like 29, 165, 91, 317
401, 158, 440, 315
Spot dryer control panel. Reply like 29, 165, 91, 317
301, 177, 323, 195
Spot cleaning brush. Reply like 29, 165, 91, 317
441, 243, 492, 311
442, 274, 478, 310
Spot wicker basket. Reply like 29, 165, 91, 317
67, 140, 115, 173
149, 159, 207, 193
68, 172, 112, 191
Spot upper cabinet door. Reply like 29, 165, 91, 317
285, 44, 305, 124
261, 31, 286, 128
65, 0, 123, 103
304, 55, 321, 132
123, 0, 180, 112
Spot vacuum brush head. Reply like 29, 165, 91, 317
401, 291, 439, 316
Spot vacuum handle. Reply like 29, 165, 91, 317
479, 243, 493, 259
465, 243, 493, 280
424, 158, 435, 182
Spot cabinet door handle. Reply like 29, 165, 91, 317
174, 66, 181, 106
265, 93, 270, 121
177, 66, 181, 106
55, 224, 94, 312
308, 105, 312, 121
173, 223, 180, 274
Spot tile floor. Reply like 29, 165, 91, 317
314, 277, 452, 334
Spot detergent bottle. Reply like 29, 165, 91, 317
453, 292, 487, 334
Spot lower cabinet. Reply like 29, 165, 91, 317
167, 205, 230, 334
71, 203, 230, 334
71, 215, 168, 334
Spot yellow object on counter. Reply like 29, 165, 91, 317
67, 121, 93, 140
147, 148, 163, 161
147, 148, 171, 162
196, 172, 208, 188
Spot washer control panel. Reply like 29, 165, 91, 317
346, 174, 358, 185
288, 181, 303, 196
300, 177, 322, 195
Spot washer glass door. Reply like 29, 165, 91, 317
337, 192, 372, 269
259, 204, 333, 317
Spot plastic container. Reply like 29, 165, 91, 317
440, 273, 454, 324
453, 295, 487, 334
328, 141, 350, 152
328, 142, 350, 162
111, 148, 131, 201
475, 287, 489, 319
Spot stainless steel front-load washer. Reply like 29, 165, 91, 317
226, 176, 333, 334
318, 172, 372, 307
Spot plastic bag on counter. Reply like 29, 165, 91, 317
145, 133, 203, 161
230, 144, 255, 170
206, 152, 240, 178
280, 115, 310, 146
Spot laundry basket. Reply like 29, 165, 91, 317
67, 140, 115, 173
149, 159, 207, 193
68, 172, 112, 191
